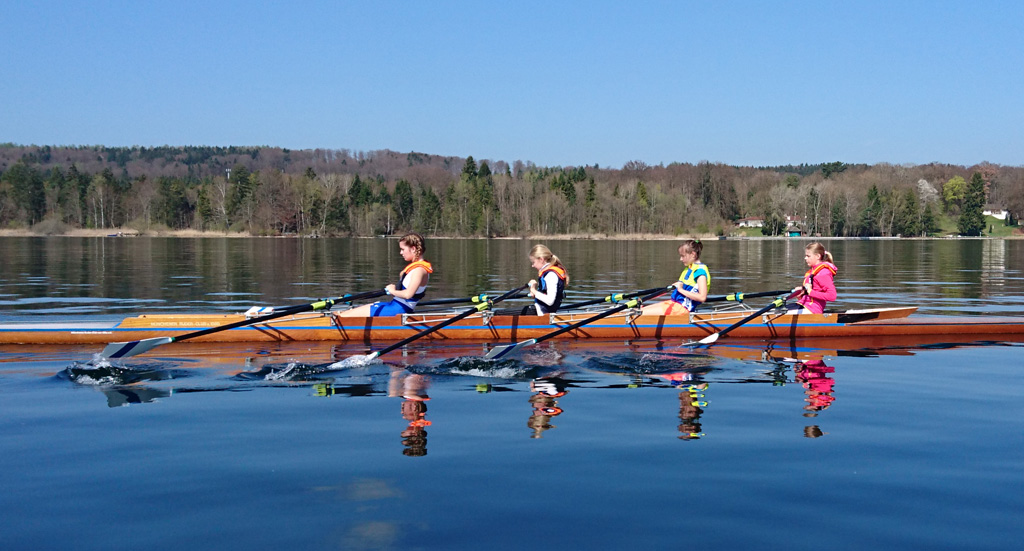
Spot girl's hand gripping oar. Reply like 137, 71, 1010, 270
100, 289, 388, 359
692, 290, 802, 346
485, 285, 673, 360
361, 284, 529, 362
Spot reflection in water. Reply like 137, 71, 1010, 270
389, 369, 431, 457
102, 387, 172, 407
528, 376, 568, 438
795, 359, 836, 416
794, 359, 836, 439
676, 384, 707, 440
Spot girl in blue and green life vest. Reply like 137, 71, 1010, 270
337, 233, 432, 318
525, 244, 569, 315
641, 239, 710, 316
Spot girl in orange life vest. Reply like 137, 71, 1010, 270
526, 244, 569, 315
790, 242, 837, 314
336, 233, 432, 318
641, 239, 710, 316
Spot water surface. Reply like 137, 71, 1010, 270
1, 237, 1023, 550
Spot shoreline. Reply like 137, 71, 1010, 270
0, 228, 1019, 240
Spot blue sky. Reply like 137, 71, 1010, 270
2, 1, 1022, 168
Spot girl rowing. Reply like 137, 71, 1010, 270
336, 232, 432, 317
790, 242, 837, 314
642, 238, 710, 315
525, 244, 569, 315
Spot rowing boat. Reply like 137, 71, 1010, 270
3, 303, 1024, 345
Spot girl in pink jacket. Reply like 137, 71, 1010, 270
792, 243, 837, 314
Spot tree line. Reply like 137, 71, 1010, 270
1, 144, 1021, 237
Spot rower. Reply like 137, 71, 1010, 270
525, 244, 569, 315
641, 239, 710, 316
789, 242, 837, 314
336, 232, 432, 317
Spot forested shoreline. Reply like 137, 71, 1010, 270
2, 144, 1021, 238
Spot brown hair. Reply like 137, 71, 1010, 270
678, 238, 703, 260
806, 242, 835, 265
529, 244, 569, 284
399, 233, 425, 258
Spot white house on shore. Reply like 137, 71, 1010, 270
983, 206, 1008, 220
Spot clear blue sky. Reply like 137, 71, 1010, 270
2, 1, 1022, 169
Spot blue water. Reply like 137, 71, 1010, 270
2, 338, 1023, 550
3, 237, 1024, 549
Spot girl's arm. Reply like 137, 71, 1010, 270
532, 271, 560, 306
385, 267, 427, 299
807, 270, 836, 302
673, 275, 708, 303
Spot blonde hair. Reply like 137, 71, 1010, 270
529, 244, 569, 284
806, 242, 835, 265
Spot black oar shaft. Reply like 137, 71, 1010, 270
534, 287, 672, 345
173, 289, 385, 343
696, 290, 802, 344
371, 285, 528, 358
417, 293, 529, 307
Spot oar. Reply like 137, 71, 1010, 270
101, 289, 387, 359
692, 290, 802, 346
707, 289, 790, 303
485, 286, 673, 360
363, 284, 528, 361
417, 292, 529, 307
559, 288, 788, 311
559, 286, 665, 310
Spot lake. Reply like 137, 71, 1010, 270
2, 237, 1023, 550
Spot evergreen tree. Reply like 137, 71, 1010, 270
3, 161, 45, 224
393, 179, 414, 228
856, 185, 881, 236
957, 172, 986, 236
462, 156, 478, 179
921, 203, 939, 236
894, 190, 921, 236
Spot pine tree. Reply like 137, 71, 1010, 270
957, 172, 986, 236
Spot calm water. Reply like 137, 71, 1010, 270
2, 237, 1024, 550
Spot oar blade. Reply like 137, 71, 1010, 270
485, 339, 537, 360
697, 333, 720, 345
101, 337, 174, 359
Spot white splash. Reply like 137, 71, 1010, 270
326, 355, 381, 370
265, 362, 299, 381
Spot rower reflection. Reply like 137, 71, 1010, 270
389, 369, 431, 456
528, 376, 568, 438
676, 383, 707, 440
793, 358, 835, 438
644, 369, 709, 440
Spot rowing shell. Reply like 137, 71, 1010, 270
3, 305, 1024, 346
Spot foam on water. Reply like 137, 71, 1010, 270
326, 354, 381, 370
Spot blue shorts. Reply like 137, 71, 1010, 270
369, 300, 413, 317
